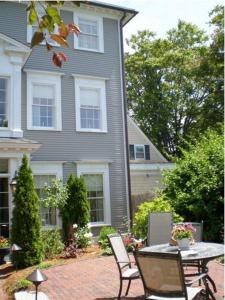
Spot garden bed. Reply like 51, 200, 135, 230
0, 245, 101, 299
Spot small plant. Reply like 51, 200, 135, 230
172, 223, 196, 240
0, 236, 9, 248
74, 224, 93, 248
11, 279, 32, 292
41, 229, 64, 259
98, 226, 117, 255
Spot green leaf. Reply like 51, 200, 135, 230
31, 32, 44, 48
28, 7, 38, 25
46, 7, 59, 17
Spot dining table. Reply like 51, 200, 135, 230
141, 242, 224, 300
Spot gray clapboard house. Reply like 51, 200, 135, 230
0, 1, 137, 237
127, 116, 174, 213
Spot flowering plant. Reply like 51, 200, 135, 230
172, 223, 196, 240
74, 224, 93, 248
0, 236, 9, 248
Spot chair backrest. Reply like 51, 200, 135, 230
176, 222, 203, 242
134, 251, 187, 299
148, 212, 173, 246
107, 233, 130, 269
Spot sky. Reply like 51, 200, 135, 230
101, 0, 223, 51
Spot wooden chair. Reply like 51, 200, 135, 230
107, 233, 140, 299
148, 212, 173, 246
134, 250, 209, 300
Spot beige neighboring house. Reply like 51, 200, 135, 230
127, 116, 174, 212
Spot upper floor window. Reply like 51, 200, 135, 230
129, 144, 150, 160
27, 71, 62, 131
0, 78, 8, 128
75, 77, 107, 133
74, 13, 104, 52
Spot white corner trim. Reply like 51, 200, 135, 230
72, 74, 109, 81
23, 68, 65, 77
0, 33, 30, 52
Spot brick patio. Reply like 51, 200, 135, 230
38, 256, 223, 300
0, 255, 224, 299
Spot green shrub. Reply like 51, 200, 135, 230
11, 155, 43, 268
41, 229, 64, 259
133, 197, 183, 239
98, 226, 117, 255
163, 130, 224, 242
62, 175, 90, 240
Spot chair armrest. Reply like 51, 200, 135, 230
185, 273, 207, 287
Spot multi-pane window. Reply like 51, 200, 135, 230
32, 84, 55, 128
0, 78, 8, 128
83, 174, 104, 223
34, 175, 57, 227
80, 88, 101, 129
135, 145, 145, 159
78, 18, 99, 51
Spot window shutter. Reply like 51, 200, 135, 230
129, 144, 135, 160
145, 145, 150, 160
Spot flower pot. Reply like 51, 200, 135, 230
0, 247, 10, 264
177, 238, 190, 250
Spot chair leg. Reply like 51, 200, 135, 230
118, 278, 123, 300
125, 280, 131, 296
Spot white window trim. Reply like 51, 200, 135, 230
74, 12, 104, 53
77, 163, 111, 226
27, 71, 62, 131
74, 76, 107, 133
134, 144, 145, 160
31, 162, 63, 229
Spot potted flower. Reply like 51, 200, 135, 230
0, 236, 10, 264
171, 224, 196, 250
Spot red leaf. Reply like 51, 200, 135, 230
52, 52, 62, 67
68, 23, 80, 36
58, 52, 67, 62
51, 34, 69, 47
59, 24, 69, 38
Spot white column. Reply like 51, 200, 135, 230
9, 56, 23, 138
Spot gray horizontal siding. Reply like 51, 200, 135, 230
0, 2, 128, 228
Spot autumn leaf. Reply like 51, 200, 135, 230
31, 32, 44, 48
52, 51, 67, 68
68, 24, 80, 36
51, 34, 69, 47
59, 23, 69, 38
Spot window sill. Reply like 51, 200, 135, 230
27, 127, 62, 131
76, 129, 107, 133
75, 47, 104, 54
89, 223, 111, 228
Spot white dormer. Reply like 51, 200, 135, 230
0, 33, 31, 138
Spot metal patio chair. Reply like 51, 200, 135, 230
134, 250, 209, 300
107, 233, 140, 299
147, 212, 173, 246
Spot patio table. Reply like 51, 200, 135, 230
141, 242, 224, 300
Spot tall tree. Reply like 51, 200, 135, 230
11, 155, 43, 268
125, 16, 224, 158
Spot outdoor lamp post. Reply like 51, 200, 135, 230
27, 269, 48, 300
10, 244, 22, 271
